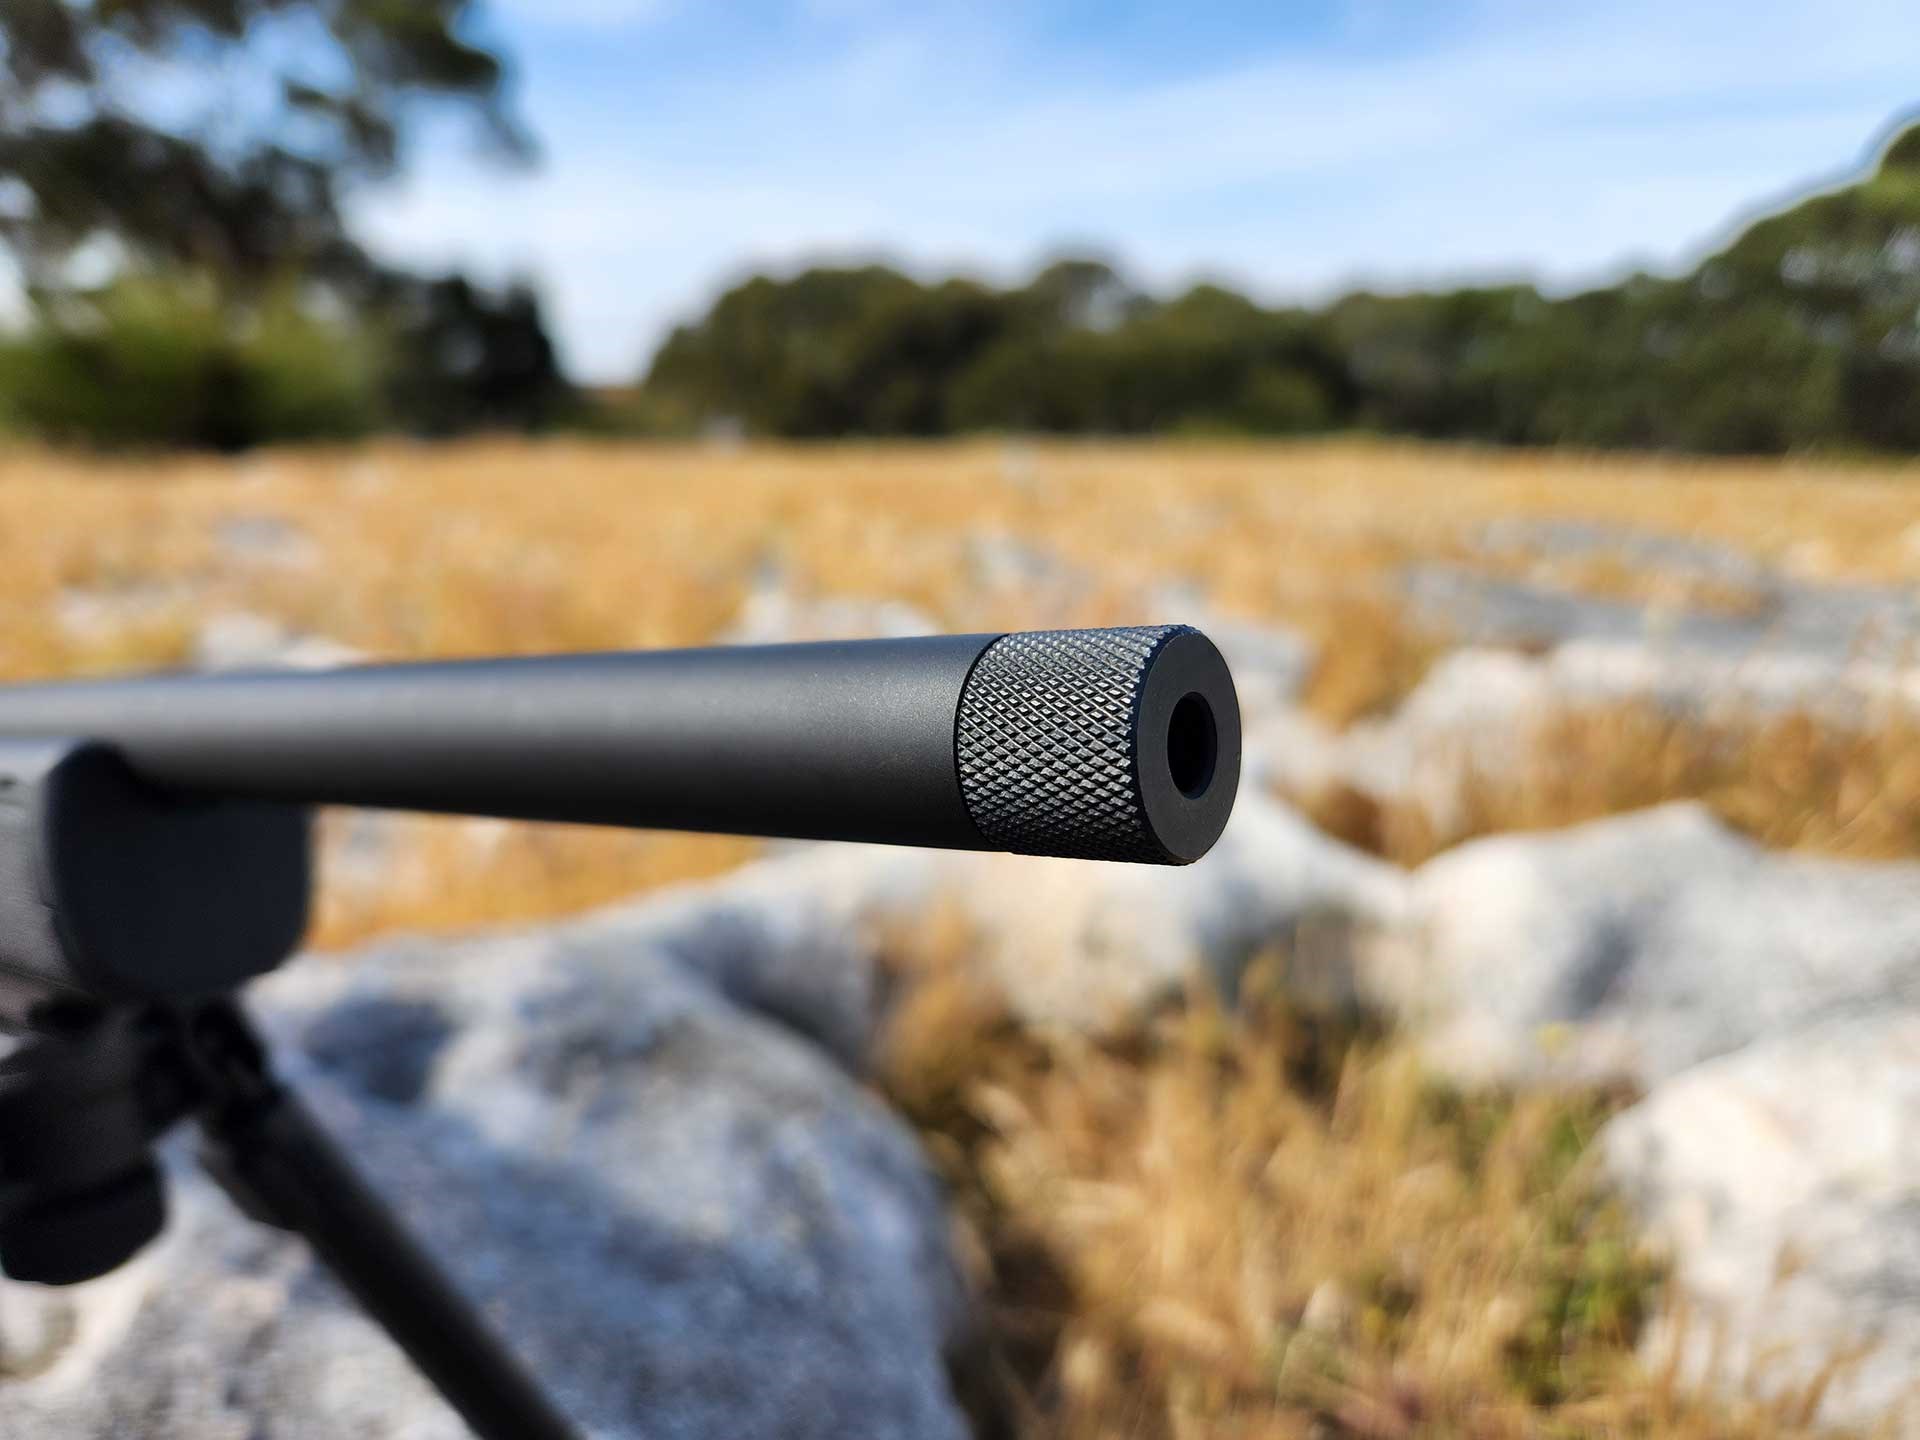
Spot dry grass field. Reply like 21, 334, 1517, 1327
880, 937, 1867, 1440
4, 436, 1919, 942
1298, 702, 1920, 867
4, 436, 1917, 1436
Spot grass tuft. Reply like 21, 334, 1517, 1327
878, 932, 1860, 1439
1294, 701, 1920, 868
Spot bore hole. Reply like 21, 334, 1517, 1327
1166, 692, 1217, 799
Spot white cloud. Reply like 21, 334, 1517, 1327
356, 0, 1920, 380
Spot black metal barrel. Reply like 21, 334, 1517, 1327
0, 625, 1240, 864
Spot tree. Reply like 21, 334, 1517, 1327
636, 117, 1920, 456
0, 2, 575, 447
0, 0, 525, 293
1698, 118, 1920, 451
645, 267, 933, 435
384, 275, 570, 436
0, 269, 386, 448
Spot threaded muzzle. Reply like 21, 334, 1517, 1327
954, 625, 1240, 864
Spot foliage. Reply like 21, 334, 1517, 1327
646, 267, 1006, 436
0, 271, 385, 448
0, 267, 571, 448
0, 0, 521, 289
641, 121, 1920, 455
0, 0, 571, 447
646, 260, 1350, 440
381, 275, 571, 437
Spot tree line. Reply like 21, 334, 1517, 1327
3, 3, 1917, 454
639, 122, 1920, 456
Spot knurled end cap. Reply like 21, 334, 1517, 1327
954, 625, 1240, 864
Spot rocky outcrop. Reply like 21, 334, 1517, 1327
1378, 802, 1920, 1087
953, 789, 1404, 1029
1411, 517, 1920, 665
0, 891, 971, 1439
1368, 803, 1920, 1434
10, 558, 1920, 1436
1603, 1015, 1920, 1433
1260, 641, 1920, 839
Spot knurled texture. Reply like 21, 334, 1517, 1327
956, 626, 1185, 861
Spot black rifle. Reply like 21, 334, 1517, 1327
0, 625, 1239, 1439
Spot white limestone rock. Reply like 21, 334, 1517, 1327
1386, 803, 1920, 1086
1604, 1015, 1920, 1434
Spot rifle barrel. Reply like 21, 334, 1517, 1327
0, 626, 1239, 864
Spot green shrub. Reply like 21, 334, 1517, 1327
0, 271, 385, 450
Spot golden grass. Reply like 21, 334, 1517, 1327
1295, 702, 1920, 868
0, 435, 1916, 933
879, 937, 1873, 1440
1295, 592, 1453, 727
2, 438, 1910, 1434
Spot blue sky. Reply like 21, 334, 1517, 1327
348, 0, 1920, 382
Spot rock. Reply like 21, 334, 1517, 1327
582, 780, 1401, 1045
212, 515, 319, 570
951, 789, 1407, 1031
55, 582, 200, 641
1603, 1015, 1920, 1434
724, 564, 937, 645
297, 994, 455, 1105
1542, 638, 1920, 720
1205, 617, 1315, 724
554, 786, 1402, 1046
1266, 641, 1920, 833
965, 534, 1069, 594
567, 812, 1395, 1046
0, 1283, 77, 1378
315, 809, 415, 903
1345, 520, 1920, 830
1280, 648, 1551, 811
1407, 540, 1920, 664
563, 840, 944, 1073
191, 611, 365, 672
0, 901, 971, 1439
1333, 794, 1920, 1431
1474, 518, 1773, 595
1379, 803, 1920, 1087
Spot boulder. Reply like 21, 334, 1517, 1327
1473, 518, 1772, 594
1267, 647, 1550, 810
1363, 801, 1920, 1431
191, 611, 366, 672
952, 789, 1407, 1031
574, 785, 1406, 1042
1542, 638, 1920, 720
1201, 616, 1316, 724
1603, 1015, 1920, 1434
0, 899, 970, 1439
1264, 642, 1920, 832
1406, 546, 1920, 665
1379, 803, 1920, 1086
723, 564, 938, 646
562, 840, 944, 1072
